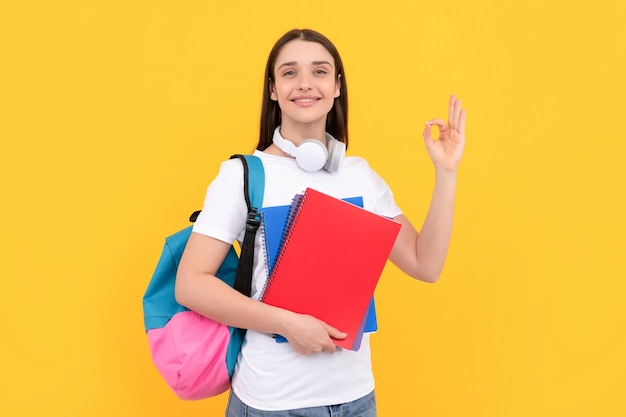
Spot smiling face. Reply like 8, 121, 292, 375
270, 40, 341, 134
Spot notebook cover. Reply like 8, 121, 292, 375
260, 188, 400, 350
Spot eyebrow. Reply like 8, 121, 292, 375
277, 60, 334, 69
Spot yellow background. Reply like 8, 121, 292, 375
2, 1, 625, 416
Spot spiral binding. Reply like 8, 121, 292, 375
260, 211, 272, 286
259, 191, 308, 302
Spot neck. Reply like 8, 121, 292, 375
279, 119, 327, 146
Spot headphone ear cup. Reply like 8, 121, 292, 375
324, 137, 345, 173
296, 139, 329, 172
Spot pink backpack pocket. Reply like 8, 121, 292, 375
147, 311, 231, 400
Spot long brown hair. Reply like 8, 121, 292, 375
256, 29, 349, 151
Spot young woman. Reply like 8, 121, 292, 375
176, 28, 466, 416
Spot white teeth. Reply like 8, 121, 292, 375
294, 98, 316, 102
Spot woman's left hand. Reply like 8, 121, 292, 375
423, 94, 466, 172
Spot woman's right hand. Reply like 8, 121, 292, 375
423, 94, 466, 173
281, 313, 347, 355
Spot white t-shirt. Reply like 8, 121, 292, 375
193, 150, 402, 411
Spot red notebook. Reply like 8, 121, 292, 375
260, 188, 401, 350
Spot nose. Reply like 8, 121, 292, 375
297, 73, 312, 90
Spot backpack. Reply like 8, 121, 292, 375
142, 154, 264, 400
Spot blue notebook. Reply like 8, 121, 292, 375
261, 195, 378, 349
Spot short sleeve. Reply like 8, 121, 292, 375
367, 166, 403, 219
192, 158, 247, 244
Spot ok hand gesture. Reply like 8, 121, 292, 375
423, 95, 466, 173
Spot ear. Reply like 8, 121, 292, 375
270, 79, 278, 101
334, 74, 341, 98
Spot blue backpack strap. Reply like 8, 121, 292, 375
237, 154, 264, 212
226, 154, 264, 377
230, 154, 264, 296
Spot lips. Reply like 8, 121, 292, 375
291, 96, 320, 106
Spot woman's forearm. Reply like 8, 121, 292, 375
414, 168, 457, 281
175, 270, 297, 335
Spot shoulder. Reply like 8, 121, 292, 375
341, 156, 388, 182
342, 155, 374, 171
218, 155, 247, 174
210, 155, 251, 187
343, 155, 395, 194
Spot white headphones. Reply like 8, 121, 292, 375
272, 127, 345, 172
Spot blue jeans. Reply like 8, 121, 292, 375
225, 390, 377, 417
